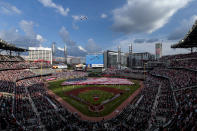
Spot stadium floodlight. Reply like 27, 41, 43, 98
52, 42, 56, 55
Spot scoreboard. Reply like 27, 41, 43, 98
86, 54, 104, 67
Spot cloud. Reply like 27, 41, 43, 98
126, 37, 159, 45
134, 38, 145, 43
36, 34, 45, 43
72, 15, 80, 21
85, 38, 102, 53
38, 0, 69, 16
78, 46, 87, 52
72, 16, 80, 30
59, 27, 101, 56
0, 28, 20, 41
59, 26, 70, 42
112, 36, 189, 56
133, 38, 159, 44
59, 26, 76, 46
167, 27, 186, 40
0, 20, 46, 48
19, 20, 36, 37
59, 26, 87, 56
146, 38, 159, 43
0, 1, 21, 15
168, 15, 197, 40
0, 29, 42, 48
101, 13, 107, 19
19, 20, 46, 45
112, 0, 193, 34
71, 15, 87, 30
72, 23, 79, 30
68, 46, 87, 57
57, 47, 64, 51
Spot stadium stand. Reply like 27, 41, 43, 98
102, 68, 145, 80
0, 38, 28, 52
1, 59, 195, 130
0, 56, 51, 70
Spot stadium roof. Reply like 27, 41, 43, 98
171, 20, 197, 48
0, 39, 28, 52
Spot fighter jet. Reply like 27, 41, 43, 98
80, 16, 88, 20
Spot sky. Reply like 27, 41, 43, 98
0, 0, 197, 57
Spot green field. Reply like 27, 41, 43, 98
78, 90, 114, 105
48, 79, 141, 117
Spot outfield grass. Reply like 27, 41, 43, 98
48, 79, 141, 117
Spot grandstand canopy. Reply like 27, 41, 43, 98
0, 39, 28, 52
171, 20, 197, 48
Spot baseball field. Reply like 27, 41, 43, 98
47, 78, 140, 117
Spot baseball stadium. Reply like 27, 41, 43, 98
0, 1, 197, 131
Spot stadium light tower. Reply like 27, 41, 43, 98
118, 46, 121, 69
129, 43, 132, 54
64, 45, 67, 64
52, 42, 56, 65
52, 42, 56, 55
129, 43, 132, 68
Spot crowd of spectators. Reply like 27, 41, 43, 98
47, 71, 88, 80
103, 68, 144, 75
160, 52, 197, 61
160, 53, 197, 70
169, 89, 197, 131
148, 68, 196, 130
0, 61, 51, 69
0, 55, 51, 69
151, 68, 197, 90
0, 55, 24, 61
0, 69, 37, 130
100, 64, 196, 130
123, 76, 160, 130
0, 65, 90, 130
170, 59, 197, 70
0, 52, 196, 130
102, 68, 145, 80
0, 95, 19, 130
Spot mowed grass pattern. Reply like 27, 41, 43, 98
48, 79, 141, 117
78, 90, 114, 105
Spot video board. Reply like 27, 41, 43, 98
86, 54, 104, 67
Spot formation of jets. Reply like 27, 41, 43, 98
80, 16, 88, 20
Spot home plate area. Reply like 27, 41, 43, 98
61, 77, 134, 86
